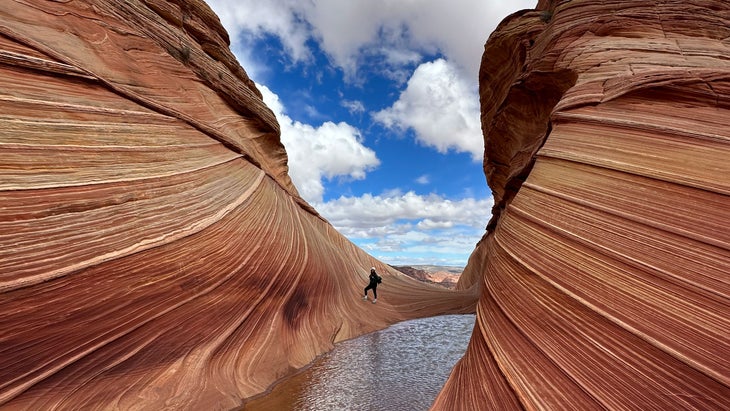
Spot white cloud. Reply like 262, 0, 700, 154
313, 190, 493, 265
341, 99, 366, 115
415, 175, 430, 185
373, 59, 483, 160
398, 0, 538, 78
206, 0, 537, 81
417, 219, 453, 230
299, 0, 537, 80
258, 84, 380, 203
205, 0, 312, 65
315, 191, 491, 236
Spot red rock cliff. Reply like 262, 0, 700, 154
0, 1, 477, 409
438, 0, 730, 409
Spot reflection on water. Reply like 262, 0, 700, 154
242, 314, 475, 411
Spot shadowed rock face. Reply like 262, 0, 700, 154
438, 0, 730, 409
0, 1, 477, 409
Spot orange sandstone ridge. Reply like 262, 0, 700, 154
437, 0, 730, 409
0, 1, 476, 409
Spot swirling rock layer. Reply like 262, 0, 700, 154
0, 1, 476, 409
438, 1, 729, 410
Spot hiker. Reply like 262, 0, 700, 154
362, 267, 381, 303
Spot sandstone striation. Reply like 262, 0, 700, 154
0, 1, 477, 409
438, 0, 730, 409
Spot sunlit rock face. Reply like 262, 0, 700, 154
439, 0, 730, 409
0, 1, 477, 409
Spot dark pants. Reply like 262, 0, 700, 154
364, 283, 377, 299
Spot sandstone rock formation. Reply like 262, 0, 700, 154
0, 1, 477, 409
437, 0, 730, 409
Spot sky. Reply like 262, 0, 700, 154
206, 0, 536, 267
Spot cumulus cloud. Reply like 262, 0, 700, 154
417, 219, 453, 230
258, 84, 379, 203
205, 0, 311, 63
373, 59, 483, 160
315, 191, 493, 266
206, 0, 537, 80
298, 0, 536, 79
315, 191, 491, 236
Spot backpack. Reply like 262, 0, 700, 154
376, 275, 382, 284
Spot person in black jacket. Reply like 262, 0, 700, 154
362, 267, 381, 303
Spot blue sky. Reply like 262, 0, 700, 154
206, 0, 536, 266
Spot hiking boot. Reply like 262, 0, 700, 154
362, 295, 368, 300
372, 299, 377, 304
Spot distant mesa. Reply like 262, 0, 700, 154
391, 265, 463, 289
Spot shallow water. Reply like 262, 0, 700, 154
241, 314, 475, 411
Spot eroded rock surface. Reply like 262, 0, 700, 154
0, 1, 477, 409
438, 1, 730, 409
